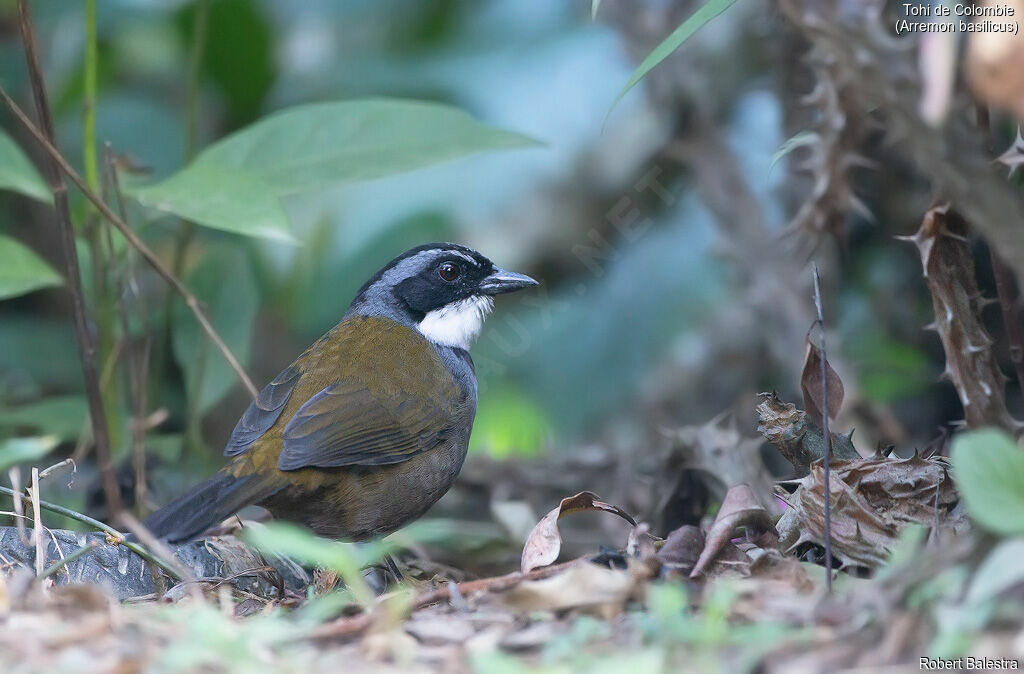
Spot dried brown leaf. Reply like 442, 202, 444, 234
655, 525, 704, 575
776, 454, 964, 569
691, 484, 778, 578
520, 491, 636, 573
801, 339, 844, 422
503, 562, 639, 617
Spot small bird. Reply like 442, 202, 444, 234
146, 243, 536, 543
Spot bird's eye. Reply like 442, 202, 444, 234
438, 261, 461, 282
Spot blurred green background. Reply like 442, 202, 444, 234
0, 0, 983, 529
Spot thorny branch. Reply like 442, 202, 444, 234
902, 206, 1019, 433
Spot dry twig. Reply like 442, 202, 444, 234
15, 0, 122, 516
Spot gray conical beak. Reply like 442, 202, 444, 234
479, 267, 538, 295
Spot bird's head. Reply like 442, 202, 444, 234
349, 243, 537, 350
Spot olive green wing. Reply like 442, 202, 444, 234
276, 376, 457, 470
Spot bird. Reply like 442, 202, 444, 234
146, 243, 537, 543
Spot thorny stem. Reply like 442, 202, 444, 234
0, 86, 259, 399
812, 264, 833, 593
977, 105, 1024, 412
16, 0, 123, 517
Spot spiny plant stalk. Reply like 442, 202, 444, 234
812, 264, 832, 593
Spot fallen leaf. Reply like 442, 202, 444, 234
691, 484, 778, 578
504, 562, 640, 617
800, 339, 844, 423
656, 525, 705, 576
776, 454, 964, 569
520, 491, 636, 573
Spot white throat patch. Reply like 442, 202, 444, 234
417, 295, 494, 350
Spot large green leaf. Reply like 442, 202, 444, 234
133, 163, 297, 244
610, 0, 741, 112
197, 99, 539, 196
131, 99, 538, 242
0, 235, 63, 300
0, 436, 59, 473
0, 129, 49, 202
171, 247, 259, 415
0, 395, 88, 441
951, 428, 1024, 536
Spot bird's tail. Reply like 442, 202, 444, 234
145, 471, 279, 543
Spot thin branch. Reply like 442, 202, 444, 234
812, 264, 833, 594
311, 557, 584, 640
119, 511, 199, 591
16, 0, 122, 516
30, 467, 43, 576
103, 144, 154, 516
40, 540, 98, 580
0, 86, 259, 399
0, 485, 182, 582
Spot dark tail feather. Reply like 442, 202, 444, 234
145, 472, 276, 543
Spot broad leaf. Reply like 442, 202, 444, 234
172, 247, 259, 415
966, 538, 1024, 603
0, 129, 49, 202
133, 164, 296, 244
0, 395, 88, 441
611, 0, 741, 112
197, 98, 539, 196
951, 428, 1024, 536
0, 436, 59, 473
0, 235, 63, 300
132, 99, 538, 242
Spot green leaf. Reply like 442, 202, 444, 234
610, 0, 741, 113
0, 129, 49, 202
242, 521, 380, 606
0, 436, 59, 473
132, 164, 297, 244
0, 235, 63, 300
243, 521, 384, 571
966, 538, 1024, 604
0, 395, 88, 441
196, 98, 540, 197
951, 428, 1024, 536
172, 247, 259, 415
131, 99, 538, 242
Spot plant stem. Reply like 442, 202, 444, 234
83, 0, 124, 463
17, 0, 122, 516
153, 0, 209, 422
40, 540, 99, 580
